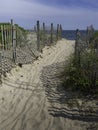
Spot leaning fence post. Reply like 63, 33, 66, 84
50, 23, 53, 44
37, 20, 40, 51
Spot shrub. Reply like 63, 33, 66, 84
63, 49, 98, 95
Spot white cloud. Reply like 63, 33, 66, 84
0, 0, 97, 16
0, 0, 67, 17
0, 0, 98, 29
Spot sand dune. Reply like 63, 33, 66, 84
0, 39, 97, 130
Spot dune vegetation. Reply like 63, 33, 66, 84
63, 30, 98, 96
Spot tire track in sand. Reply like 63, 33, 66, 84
0, 39, 75, 130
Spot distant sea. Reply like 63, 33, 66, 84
62, 30, 87, 40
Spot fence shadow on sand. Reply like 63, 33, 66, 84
40, 61, 98, 123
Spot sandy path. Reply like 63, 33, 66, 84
0, 38, 91, 130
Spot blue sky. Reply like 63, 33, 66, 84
0, 0, 98, 29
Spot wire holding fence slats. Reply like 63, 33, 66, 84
36, 21, 62, 51
0, 19, 63, 84
0, 24, 12, 49
0, 20, 18, 81
74, 25, 98, 89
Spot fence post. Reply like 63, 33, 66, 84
16, 26, 17, 47
86, 25, 94, 46
7, 25, 11, 50
60, 24, 62, 39
86, 27, 90, 46
11, 19, 13, 46
12, 25, 16, 63
75, 29, 81, 66
3, 25, 6, 50
43, 22, 46, 46
4, 25, 7, 50
50, 23, 53, 44
75, 29, 79, 56
56, 24, 59, 41
11, 19, 16, 63
0, 52, 2, 84
37, 20, 40, 51
8, 25, 10, 49
6, 26, 8, 49
1, 25, 4, 50
34, 26, 36, 32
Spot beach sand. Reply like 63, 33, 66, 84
0, 39, 97, 130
